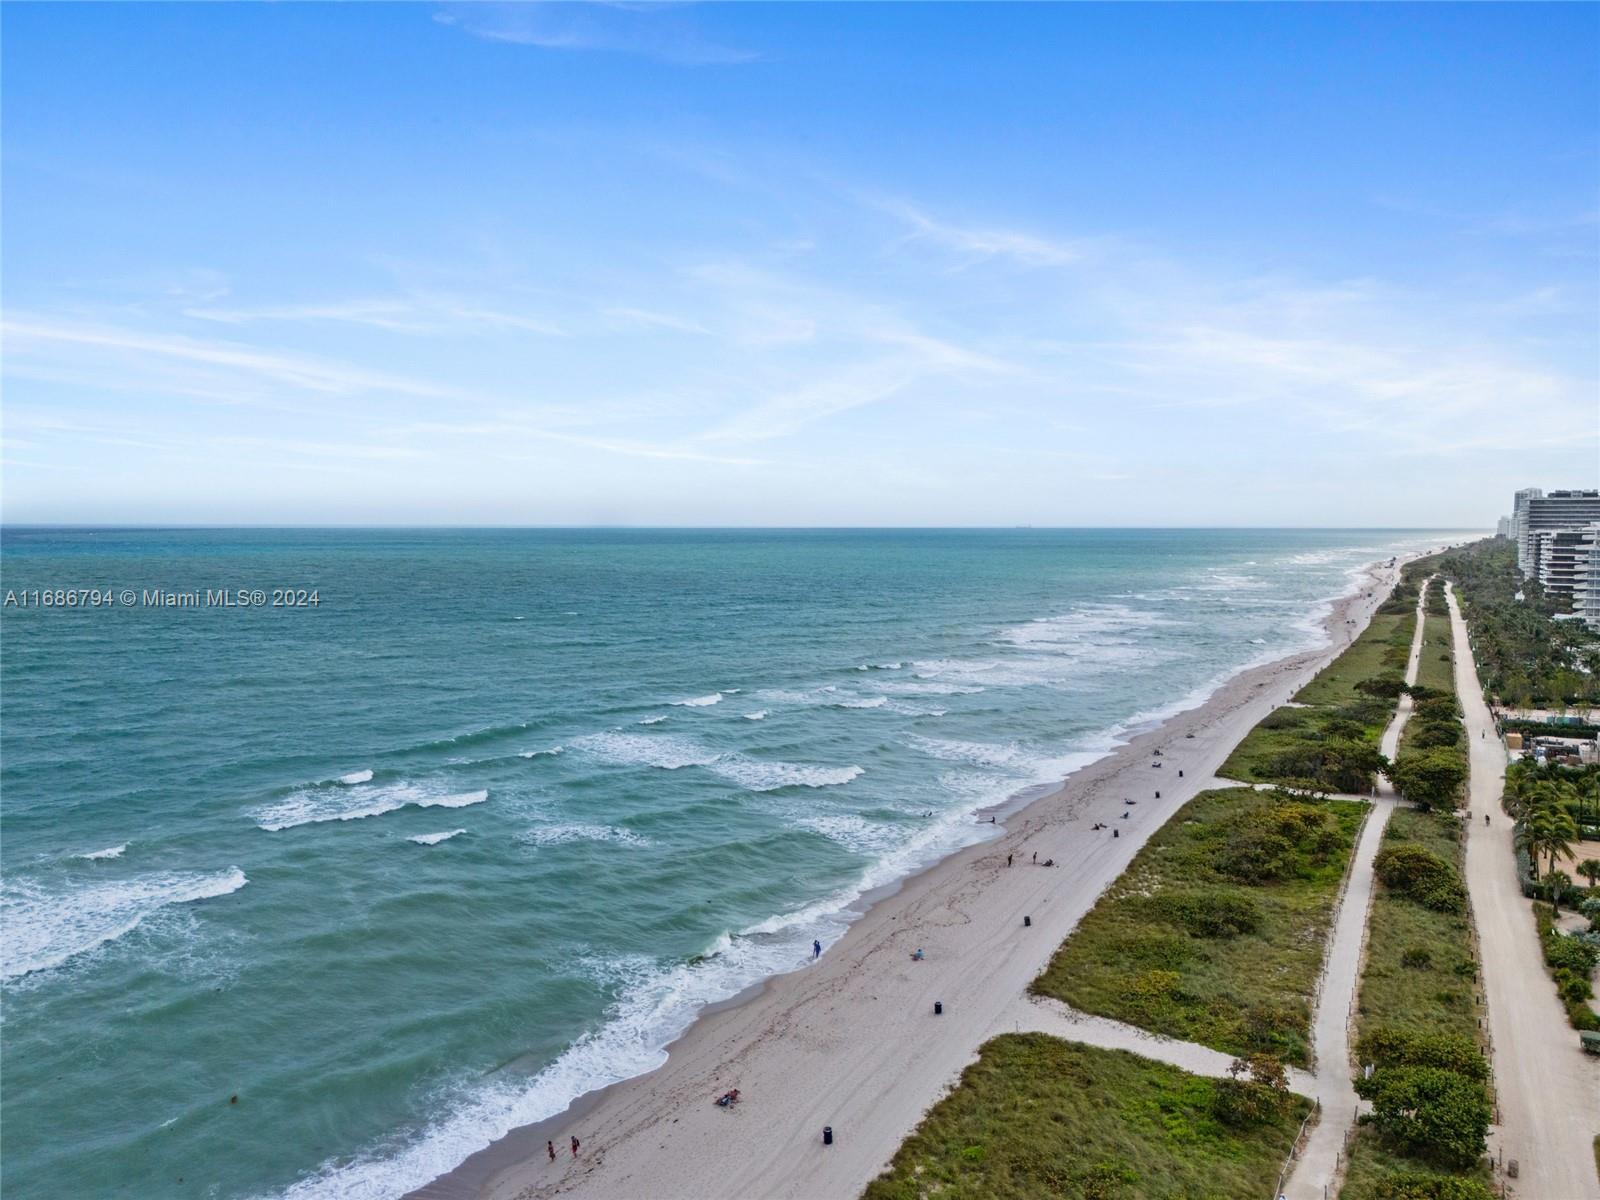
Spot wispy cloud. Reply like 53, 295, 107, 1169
433, 3, 757, 66
875, 197, 1092, 268
601, 306, 710, 335
2, 317, 456, 397
184, 294, 567, 337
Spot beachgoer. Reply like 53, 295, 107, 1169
548, 1141, 556, 1163
1485, 813, 1490, 826
1007, 853, 1013, 867
813, 939, 822, 960
1032, 851, 1037, 864
571, 1135, 580, 1158
912, 948, 925, 961
990, 815, 997, 824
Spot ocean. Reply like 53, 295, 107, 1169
0, 527, 1458, 1199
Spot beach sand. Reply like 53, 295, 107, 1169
413, 560, 1408, 1200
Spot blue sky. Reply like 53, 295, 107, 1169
2, 2, 1596, 526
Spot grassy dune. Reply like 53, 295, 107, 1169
1031, 787, 1366, 1067
862, 1035, 1309, 1200
1219, 607, 1414, 790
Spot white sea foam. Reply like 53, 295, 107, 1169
75, 844, 127, 861
2, 868, 248, 980
908, 735, 1032, 770
855, 661, 903, 671
408, 830, 466, 847
518, 747, 563, 758
792, 813, 900, 856
710, 757, 863, 792
520, 824, 650, 849
253, 785, 489, 832
263, 808, 996, 1200
885, 701, 948, 717
743, 710, 768, 721
671, 693, 722, 707
340, 769, 374, 785
637, 715, 668, 725
876, 680, 985, 696
833, 695, 887, 709
569, 731, 720, 771
570, 732, 860, 791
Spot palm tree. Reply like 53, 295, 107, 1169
1578, 859, 1600, 890
1517, 804, 1579, 878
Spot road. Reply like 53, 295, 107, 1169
1446, 582, 1599, 1199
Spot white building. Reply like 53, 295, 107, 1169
1515, 488, 1600, 575
1572, 522, 1600, 633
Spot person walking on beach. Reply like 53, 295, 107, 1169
1007, 853, 1013, 867
571, 1135, 580, 1158
813, 939, 822, 960
547, 1141, 556, 1163
1032, 851, 1037, 864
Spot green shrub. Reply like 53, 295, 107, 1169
1400, 945, 1433, 970
1566, 1000, 1600, 1031
1153, 890, 1262, 939
1358, 676, 1410, 699
1355, 1066, 1490, 1167
1374, 844, 1466, 913
1216, 828, 1298, 884
1372, 1173, 1495, 1200
1545, 934, 1600, 976
1355, 1027, 1488, 1080
1409, 721, 1464, 751
1389, 748, 1469, 812
1212, 1053, 1291, 1128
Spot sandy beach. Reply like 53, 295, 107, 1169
413, 559, 1409, 1200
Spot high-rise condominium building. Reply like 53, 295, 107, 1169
1516, 489, 1600, 575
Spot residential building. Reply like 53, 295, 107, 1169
1573, 522, 1600, 633
1516, 488, 1600, 574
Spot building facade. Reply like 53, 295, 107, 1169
1516, 489, 1600, 575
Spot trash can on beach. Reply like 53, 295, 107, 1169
823, 1126, 834, 1146
1023, 915, 1031, 927
934, 1000, 943, 1015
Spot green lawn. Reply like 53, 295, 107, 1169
861, 1035, 1309, 1200
1031, 787, 1367, 1067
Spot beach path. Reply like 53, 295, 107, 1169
1278, 578, 1428, 1200
1000, 994, 1319, 1095
1446, 583, 1600, 1200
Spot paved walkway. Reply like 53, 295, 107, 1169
998, 994, 1320, 1096
1446, 583, 1600, 1199
1280, 582, 1429, 1200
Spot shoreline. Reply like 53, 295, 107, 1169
406, 552, 1421, 1200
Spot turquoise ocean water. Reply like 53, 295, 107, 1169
1, 528, 1459, 1199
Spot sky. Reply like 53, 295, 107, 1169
2, 2, 1596, 527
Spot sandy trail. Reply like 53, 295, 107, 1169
999, 994, 1319, 1096
1281, 579, 1427, 1200
408, 564, 1405, 1200
1446, 583, 1600, 1200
